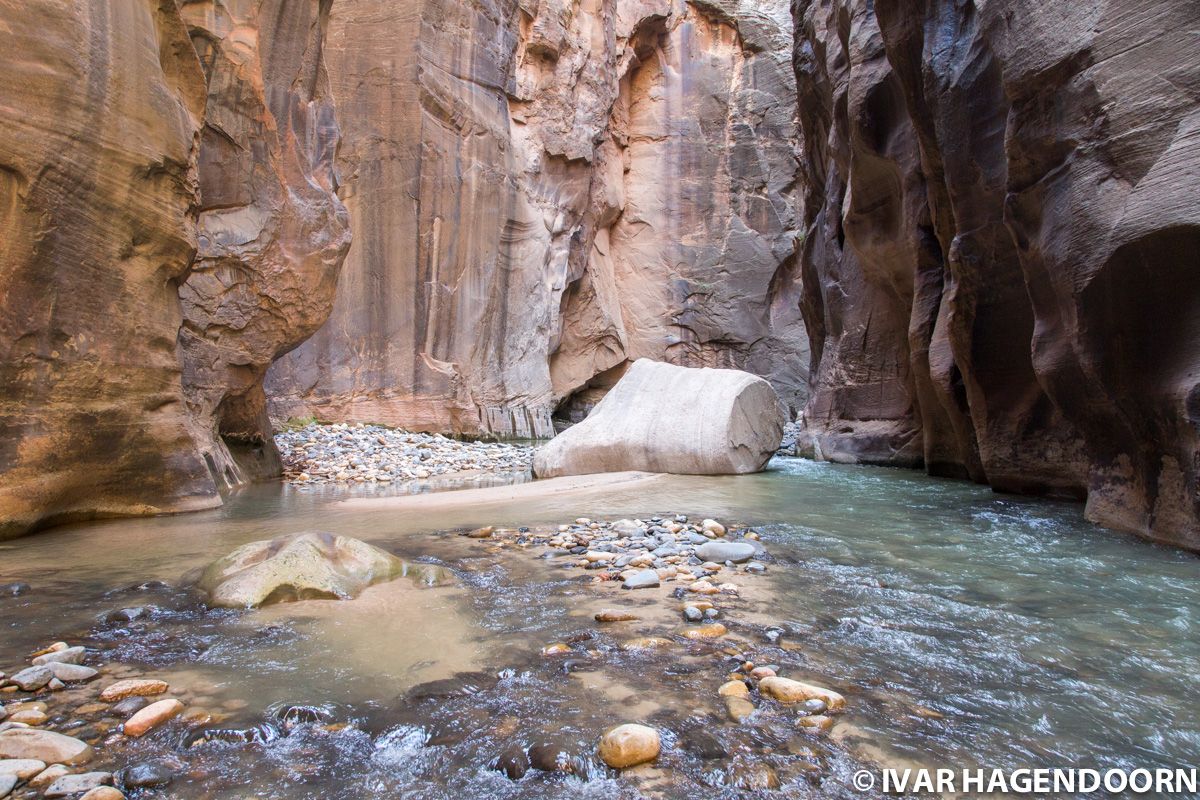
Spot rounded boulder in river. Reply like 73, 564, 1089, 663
598, 724, 661, 769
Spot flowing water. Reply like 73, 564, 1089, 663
2, 458, 1198, 798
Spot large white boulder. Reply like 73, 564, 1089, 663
534, 360, 784, 477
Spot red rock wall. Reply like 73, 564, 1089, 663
178, 0, 351, 487
265, 0, 809, 436
0, 0, 349, 538
0, 1, 216, 538
794, 0, 1200, 548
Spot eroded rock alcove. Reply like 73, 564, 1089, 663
265, 0, 808, 438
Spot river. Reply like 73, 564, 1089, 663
2, 457, 1197, 798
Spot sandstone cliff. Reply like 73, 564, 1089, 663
178, 0, 350, 488
0, 1, 215, 538
266, 0, 808, 437
793, 0, 1200, 548
0, 0, 348, 538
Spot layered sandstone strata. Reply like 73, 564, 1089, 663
0, 1, 215, 538
178, 0, 351, 488
0, 1, 349, 538
793, 0, 1200, 548
266, 0, 808, 437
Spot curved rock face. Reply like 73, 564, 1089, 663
0, 1, 349, 539
0, 1, 216, 538
793, 0, 1200, 548
533, 359, 784, 477
178, 0, 351, 489
266, 0, 808, 436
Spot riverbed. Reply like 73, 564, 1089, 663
2, 457, 1197, 798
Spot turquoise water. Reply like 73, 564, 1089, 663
2, 457, 1197, 797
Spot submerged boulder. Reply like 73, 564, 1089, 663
196, 532, 405, 608
534, 360, 785, 478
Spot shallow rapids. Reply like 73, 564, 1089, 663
2, 457, 1197, 798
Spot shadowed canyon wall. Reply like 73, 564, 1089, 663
792, 0, 1200, 549
265, 0, 809, 437
0, 0, 348, 538
178, 0, 350, 489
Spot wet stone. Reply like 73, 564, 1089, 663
109, 697, 150, 717
183, 723, 281, 748
679, 729, 727, 760
119, 759, 175, 789
10, 667, 51, 692
0, 584, 30, 598
44, 771, 112, 798
99, 679, 168, 703
598, 723, 660, 769
622, 569, 660, 590
728, 760, 781, 790
528, 741, 577, 773
491, 744, 529, 780
800, 698, 828, 715
269, 703, 338, 729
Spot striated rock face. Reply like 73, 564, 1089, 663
0, 1, 349, 539
0, 1, 216, 538
266, 0, 808, 437
793, 0, 1200, 548
178, 0, 351, 488
533, 359, 784, 477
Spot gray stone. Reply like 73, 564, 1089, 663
119, 759, 175, 789
44, 771, 112, 797
621, 569, 660, 590
0, 773, 14, 798
32, 647, 85, 666
110, 697, 150, 717
695, 542, 757, 564
46, 663, 98, 683
10, 667, 51, 692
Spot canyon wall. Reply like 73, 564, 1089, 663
793, 0, 1200, 549
0, 0, 348, 538
178, 0, 350, 489
0, 1, 215, 539
265, 0, 808, 437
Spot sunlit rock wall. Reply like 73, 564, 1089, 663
0, 1, 215, 538
793, 0, 1200, 549
266, 0, 808, 437
0, 0, 349, 538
